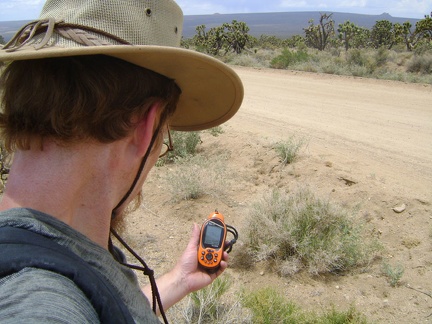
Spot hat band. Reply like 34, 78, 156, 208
3, 19, 131, 53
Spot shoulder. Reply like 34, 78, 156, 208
0, 267, 99, 323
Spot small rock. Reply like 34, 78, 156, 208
260, 271, 265, 276
392, 204, 406, 213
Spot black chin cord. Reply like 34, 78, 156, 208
110, 228, 169, 324
109, 125, 169, 324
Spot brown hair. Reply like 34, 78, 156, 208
0, 55, 181, 151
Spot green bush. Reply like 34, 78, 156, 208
242, 287, 369, 323
407, 54, 432, 74
346, 49, 369, 67
242, 287, 299, 323
271, 48, 309, 69
189, 277, 231, 323
173, 131, 201, 158
413, 41, 432, 56
316, 305, 368, 324
163, 155, 228, 201
158, 131, 201, 166
185, 37, 432, 84
382, 262, 404, 287
374, 46, 390, 67
207, 126, 224, 137
274, 136, 306, 165
245, 188, 381, 275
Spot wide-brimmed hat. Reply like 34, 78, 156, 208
0, 0, 243, 131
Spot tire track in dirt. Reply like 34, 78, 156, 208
228, 67, 432, 200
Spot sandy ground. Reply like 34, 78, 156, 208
123, 67, 432, 323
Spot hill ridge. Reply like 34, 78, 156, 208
0, 11, 421, 41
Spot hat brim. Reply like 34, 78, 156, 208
0, 46, 244, 131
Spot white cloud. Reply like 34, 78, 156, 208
278, 0, 427, 17
339, 0, 367, 7
177, 0, 270, 14
0, 0, 428, 20
0, 0, 45, 20
176, 1, 222, 15
279, 0, 308, 8
392, 0, 431, 17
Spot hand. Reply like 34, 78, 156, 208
174, 223, 229, 294
142, 223, 229, 312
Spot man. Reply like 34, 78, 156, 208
0, 0, 243, 323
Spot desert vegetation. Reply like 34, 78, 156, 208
152, 130, 388, 323
0, 124, 417, 323
1, 11, 430, 324
243, 188, 381, 276
181, 12, 432, 84
171, 276, 369, 323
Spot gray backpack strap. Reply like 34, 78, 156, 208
0, 226, 135, 324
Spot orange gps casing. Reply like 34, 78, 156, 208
198, 211, 227, 273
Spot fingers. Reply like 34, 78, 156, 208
223, 251, 229, 263
209, 251, 230, 279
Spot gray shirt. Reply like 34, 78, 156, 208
0, 208, 160, 323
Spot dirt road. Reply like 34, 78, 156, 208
130, 67, 432, 323
229, 67, 432, 201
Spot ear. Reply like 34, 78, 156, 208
132, 103, 159, 157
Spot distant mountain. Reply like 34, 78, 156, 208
183, 11, 420, 38
0, 20, 29, 42
1, 12, 421, 42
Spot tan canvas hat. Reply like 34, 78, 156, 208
0, 0, 243, 131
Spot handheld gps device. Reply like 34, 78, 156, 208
198, 210, 238, 273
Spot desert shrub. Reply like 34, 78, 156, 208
382, 262, 404, 287
173, 131, 201, 157
271, 48, 309, 69
242, 287, 300, 323
224, 53, 267, 68
158, 131, 201, 166
413, 41, 432, 56
407, 54, 432, 74
349, 65, 371, 77
345, 48, 387, 76
392, 50, 412, 67
316, 305, 368, 324
189, 277, 230, 323
173, 277, 250, 324
274, 136, 307, 165
245, 188, 381, 275
314, 53, 345, 75
242, 287, 369, 323
374, 46, 390, 67
163, 154, 228, 201
346, 49, 369, 67
223, 48, 280, 68
192, 38, 432, 83
207, 126, 224, 137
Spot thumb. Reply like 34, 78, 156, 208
188, 223, 201, 248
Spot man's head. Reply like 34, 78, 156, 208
0, 55, 180, 151
0, 0, 244, 135
0, 0, 244, 223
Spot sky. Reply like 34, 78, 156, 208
0, 0, 430, 21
